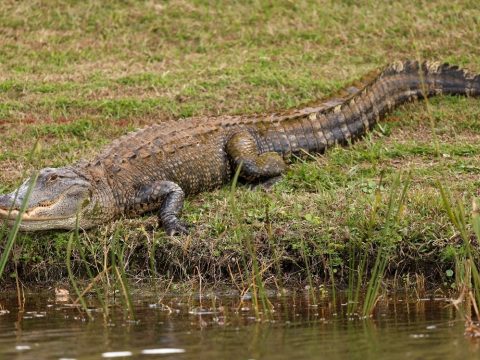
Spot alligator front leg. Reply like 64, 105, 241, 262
135, 181, 189, 235
226, 130, 286, 181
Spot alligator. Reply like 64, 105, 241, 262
1, 60, 479, 234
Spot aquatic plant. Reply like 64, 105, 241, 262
229, 164, 272, 316
438, 184, 480, 333
0, 142, 41, 279
0, 175, 37, 278
0, 178, 36, 312
66, 229, 92, 319
66, 224, 136, 320
342, 171, 410, 317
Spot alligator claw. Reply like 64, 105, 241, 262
253, 175, 283, 191
161, 217, 190, 236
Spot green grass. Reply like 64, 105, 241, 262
438, 185, 480, 332
0, 173, 38, 279
1, 0, 480, 288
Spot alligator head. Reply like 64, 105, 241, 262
0, 167, 109, 231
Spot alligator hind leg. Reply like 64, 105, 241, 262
135, 181, 189, 235
226, 130, 286, 182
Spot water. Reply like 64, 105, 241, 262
0, 290, 479, 360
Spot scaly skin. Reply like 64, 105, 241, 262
0, 60, 479, 234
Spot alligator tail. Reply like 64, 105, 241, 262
381, 60, 480, 97
314, 60, 480, 147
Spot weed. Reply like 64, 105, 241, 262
438, 184, 480, 335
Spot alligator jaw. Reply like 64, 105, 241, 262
0, 206, 72, 227
0, 207, 27, 229
0, 207, 19, 220
0, 209, 73, 221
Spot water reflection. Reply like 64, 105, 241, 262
0, 290, 478, 359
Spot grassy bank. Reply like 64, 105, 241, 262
1, 0, 480, 288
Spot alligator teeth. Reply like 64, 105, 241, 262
0, 209, 41, 221
0, 208, 21, 220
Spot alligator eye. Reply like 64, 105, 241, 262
47, 174, 58, 183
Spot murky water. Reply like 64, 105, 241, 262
0, 289, 479, 360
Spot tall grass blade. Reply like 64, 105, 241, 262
229, 163, 272, 315
439, 183, 480, 323
111, 228, 135, 320
362, 172, 410, 316
76, 236, 107, 313
299, 239, 317, 306
66, 233, 93, 320
0, 172, 38, 278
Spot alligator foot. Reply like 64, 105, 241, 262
227, 130, 286, 182
134, 180, 188, 235
251, 175, 283, 191
161, 216, 190, 236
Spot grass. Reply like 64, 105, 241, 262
0, 172, 38, 278
1, 0, 480, 288
438, 186, 480, 335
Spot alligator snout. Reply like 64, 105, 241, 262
0, 192, 20, 212
0, 193, 17, 223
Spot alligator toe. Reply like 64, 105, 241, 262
162, 217, 190, 236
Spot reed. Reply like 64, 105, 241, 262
229, 164, 272, 316
346, 173, 383, 316
75, 232, 108, 316
362, 172, 410, 316
0, 172, 38, 279
346, 244, 367, 315
65, 219, 136, 320
264, 202, 284, 292
341, 172, 411, 317
110, 228, 135, 320
0, 142, 43, 279
439, 184, 480, 325
66, 231, 92, 319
